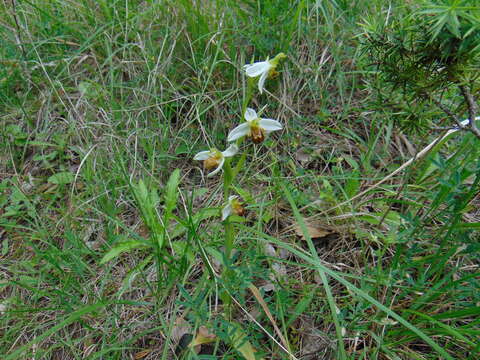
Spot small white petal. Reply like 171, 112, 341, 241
244, 108, 258, 122
222, 144, 239, 157
207, 157, 224, 177
194, 150, 212, 160
257, 71, 268, 94
227, 123, 250, 142
244, 61, 271, 77
222, 203, 233, 221
228, 195, 238, 202
259, 119, 283, 132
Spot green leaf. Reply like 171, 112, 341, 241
136, 180, 149, 203
100, 239, 148, 264
6, 124, 27, 139
453, 222, 480, 230
48, 171, 74, 185
171, 240, 195, 263
1, 238, 8, 256
403, 310, 477, 347
170, 208, 218, 239
164, 168, 181, 222
232, 185, 254, 203
33, 151, 58, 162
345, 170, 360, 198
285, 291, 315, 328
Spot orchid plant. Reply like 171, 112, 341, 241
194, 52, 286, 266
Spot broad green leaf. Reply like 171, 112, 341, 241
345, 170, 360, 198
48, 171, 74, 185
232, 185, 254, 203
135, 180, 149, 204
164, 168, 181, 222
100, 240, 148, 264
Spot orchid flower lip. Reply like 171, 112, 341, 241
207, 156, 224, 177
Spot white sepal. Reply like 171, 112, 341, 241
257, 70, 269, 94
227, 123, 250, 142
222, 203, 232, 221
244, 61, 271, 77
193, 150, 212, 160
258, 119, 283, 132
222, 195, 238, 220
222, 144, 239, 157
244, 108, 258, 122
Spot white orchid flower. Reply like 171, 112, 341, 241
227, 108, 283, 144
243, 52, 286, 94
194, 144, 238, 177
222, 195, 245, 221
244, 60, 272, 94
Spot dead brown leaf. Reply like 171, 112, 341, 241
249, 284, 289, 352
134, 349, 152, 359
190, 325, 217, 353
294, 221, 331, 239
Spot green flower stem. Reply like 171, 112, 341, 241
222, 77, 255, 261
242, 77, 256, 115
223, 159, 234, 260
223, 158, 233, 201
222, 160, 235, 318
